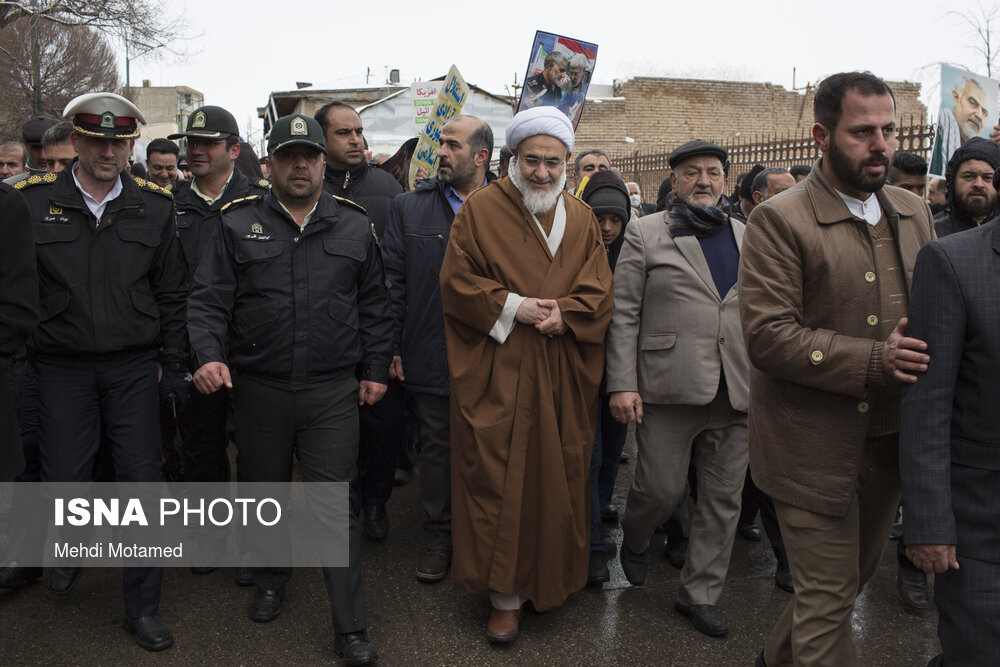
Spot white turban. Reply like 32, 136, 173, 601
505, 106, 575, 152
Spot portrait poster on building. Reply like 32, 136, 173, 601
408, 64, 469, 189
515, 30, 598, 128
929, 64, 999, 177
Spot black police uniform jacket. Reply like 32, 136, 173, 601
172, 169, 271, 278
188, 192, 393, 390
15, 171, 188, 358
322, 162, 403, 238
0, 183, 38, 358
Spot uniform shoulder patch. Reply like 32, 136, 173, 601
331, 194, 367, 216
221, 194, 263, 213
13, 173, 55, 190
256, 178, 271, 189
133, 175, 173, 198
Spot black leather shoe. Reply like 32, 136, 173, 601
588, 550, 610, 585
737, 522, 762, 542
0, 565, 42, 589
248, 587, 284, 622
362, 505, 388, 541
755, 649, 768, 667
775, 567, 794, 593
334, 630, 378, 666
49, 567, 82, 595
600, 502, 619, 522
897, 563, 928, 609
392, 468, 413, 487
124, 615, 174, 651
233, 567, 254, 587
620, 542, 649, 586
674, 598, 728, 637
664, 539, 687, 569
415, 549, 451, 583
603, 539, 617, 557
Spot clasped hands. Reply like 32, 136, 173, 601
515, 297, 566, 337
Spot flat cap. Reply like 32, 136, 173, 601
63, 92, 145, 139
169, 105, 240, 141
22, 116, 59, 144
669, 139, 729, 170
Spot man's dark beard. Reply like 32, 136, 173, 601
827, 135, 890, 195
955, 188, 995, 221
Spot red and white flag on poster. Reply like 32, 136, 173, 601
516, 30, 598, 129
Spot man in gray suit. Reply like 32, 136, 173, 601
900, 214, 1000, 667
608, 140, 749, 637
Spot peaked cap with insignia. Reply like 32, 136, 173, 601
64, 92, 146, 139
267, 114, 327, 155
168, 105, 240, 141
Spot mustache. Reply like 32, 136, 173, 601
864, 156, 890, 168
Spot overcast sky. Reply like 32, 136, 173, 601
122, 0, 998, 142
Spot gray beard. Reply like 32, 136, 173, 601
509, 157, 566, 215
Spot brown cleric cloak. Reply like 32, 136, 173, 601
439, 177, 613, 611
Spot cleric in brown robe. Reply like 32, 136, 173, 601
439, 106, 613, 643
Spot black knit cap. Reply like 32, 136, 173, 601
946, 136, 1000, 188
739, 164, 766, 201
581, 170, 630, 222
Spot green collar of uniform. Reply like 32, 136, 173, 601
191, 169, 234, 206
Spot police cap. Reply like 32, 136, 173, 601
267, 114, 327, 155
168, 105, 240, 141
63, 93, 145, 139
22, 116, 59, 145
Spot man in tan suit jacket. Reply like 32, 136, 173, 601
607, 140, 750, 638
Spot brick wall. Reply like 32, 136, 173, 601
575, 76, 926, 155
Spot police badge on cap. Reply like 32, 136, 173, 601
63, 92, 146, 139
267, 114, 327, 155
168, 105, 240, 141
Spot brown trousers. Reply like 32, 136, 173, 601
763, 434, 900, 666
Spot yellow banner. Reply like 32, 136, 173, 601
408, 64, 469, 189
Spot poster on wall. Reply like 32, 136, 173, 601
929, 64, 999, 177
515, 30, 598, 128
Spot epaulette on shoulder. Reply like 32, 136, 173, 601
256, 178, 271, 190
331, 194, 367, 216
132, 176, 173, 198
221, 194, 263, 213
13, 172, 57, 190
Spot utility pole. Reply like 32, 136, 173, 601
30, 14, 41, 114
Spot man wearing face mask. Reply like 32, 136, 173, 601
625, 181, 655, 216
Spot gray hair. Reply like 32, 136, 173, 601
751, 167, 790, 197
953, 75, 985, 97
544, 51, 567, 68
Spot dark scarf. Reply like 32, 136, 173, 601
665, 191, 731, 238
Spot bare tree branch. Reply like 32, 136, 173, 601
948, 1, 1000, 77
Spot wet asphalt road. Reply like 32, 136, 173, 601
0, 432, 940, 666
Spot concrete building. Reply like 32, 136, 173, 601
131, 81, 204, 145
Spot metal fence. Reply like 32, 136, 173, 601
605, 119, 936, 204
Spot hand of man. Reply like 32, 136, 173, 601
358, 380, 387, 406
515, 297, 552, 325
991, 123, 1000, 145
389, 356, 404, 381
193, 362, 232, 394
534, 299, 567, 336
906, 544, 960, 574
609, 391, 643, 424
883, 318, 929, 383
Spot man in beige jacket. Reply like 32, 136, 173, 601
608, 139, 749, 638
739, 72, 935, 666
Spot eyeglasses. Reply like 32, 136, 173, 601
520, 156, 565, 170
187, 137, 226, 149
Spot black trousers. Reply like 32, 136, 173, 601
739, 466, 789, 569
234, 373, 366, 634
412, 392, 451, 550
0, 364, 24, 481
358, 378, 405, 508
160, 387, 229, 482
931, 555, 1000, 667
34, 351, 163, 617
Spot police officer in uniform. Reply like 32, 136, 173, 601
188, 114, 390, 666
160, 106, 268, 489
0, 93, 187, 651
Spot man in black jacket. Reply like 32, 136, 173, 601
0, 183, 37, 480
316, 101, 405, 541
165, 106, 269, 489
189, 114, 390, 666
382, 114, 494, 583
933, 137, 1000, 238
0, 92, 188, 652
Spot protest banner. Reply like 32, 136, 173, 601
408, 65, 469, 189
929, 64, 999, 177
516, 30, 598, 128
